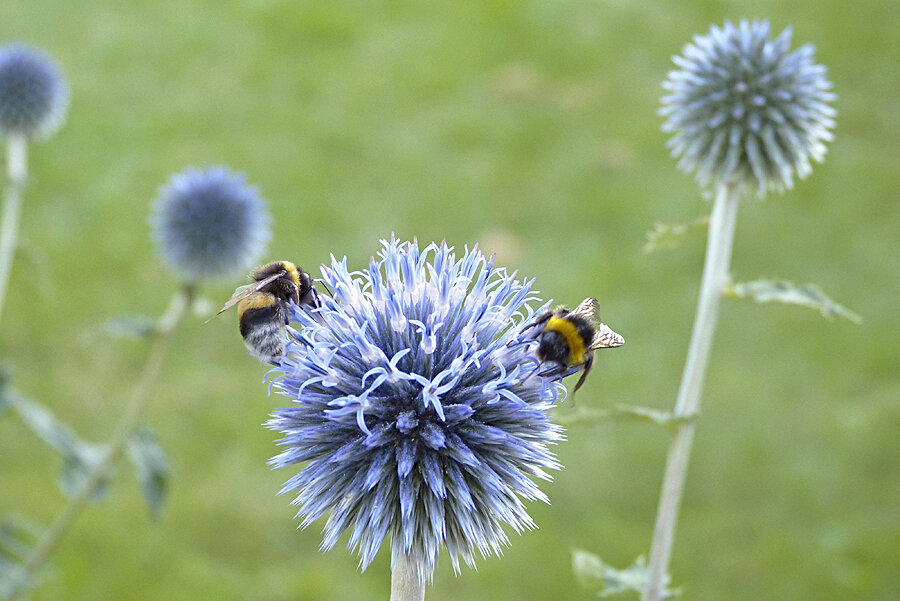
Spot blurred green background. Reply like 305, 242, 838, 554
1, 1, 897, 599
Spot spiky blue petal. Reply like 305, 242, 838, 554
267, 238, 564, 581
150, 166, 271, 283
660, 20, 836, 196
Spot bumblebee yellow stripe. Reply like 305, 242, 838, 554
237, 293, 277, 319
545, 315, 585, 366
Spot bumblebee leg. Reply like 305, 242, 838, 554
277, 301, 291, 325
538, 364, 567, 378
299, 285, 321, 310
572, 354, 594, 396
316, 278, 334, 297
520, 311, 552, 338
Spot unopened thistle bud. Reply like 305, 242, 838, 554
0, 44, 68, 140
150, 166, 271, 283
660, 20, 836, 196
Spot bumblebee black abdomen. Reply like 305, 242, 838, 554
242, 321, 288, 362
238, 300, 285, 336
536, 329, 573, 366
238, 295, 289, 363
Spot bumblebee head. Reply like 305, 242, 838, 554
296, 270, 320, 308
552, 305, 573, 318
248, 261, 300, 304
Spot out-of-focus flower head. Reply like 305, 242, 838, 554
0, 44, 69, 140
150, 166, 271, 283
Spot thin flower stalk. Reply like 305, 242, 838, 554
0, 134, 27, 321
391, 554, 426, 601
0, 44, 68, 323
7, 288, 192, 600
642, 181, 740, 601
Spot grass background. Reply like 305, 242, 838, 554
1, 0, 898, 599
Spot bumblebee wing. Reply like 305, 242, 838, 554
570, 297, 602, 323
205, 270, 287, 322
590, 323, 625, 349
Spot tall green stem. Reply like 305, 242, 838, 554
0, 134, 28, 323
390, 554, 426, 601
8, 288, 192, 600
642, 182, 741, 601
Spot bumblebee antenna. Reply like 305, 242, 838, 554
315, 278, 334, 297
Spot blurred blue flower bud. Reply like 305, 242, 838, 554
0, 44, 68, 140
150, 166, 271, 283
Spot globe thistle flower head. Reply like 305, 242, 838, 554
660, 20, 836, 196
267, 238, 564, 581
150, 166, 271, 283
0, 44, 69, 140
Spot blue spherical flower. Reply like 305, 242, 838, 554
660, 20, 836, 196
150, 166, 271, 283
267, 238, 564, 580
0, 44, 68, 140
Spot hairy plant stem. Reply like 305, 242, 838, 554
8, 287, 193, 600
642, 181, 741, 601
390, 554, 426, 601
0, 134, 28, 323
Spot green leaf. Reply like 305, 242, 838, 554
0, 367, 11, 412
7, 394, 80, 457
573, 550, 679, 599
553, 407, 616, 425
556, 406, 695, 432
5, 391, 113, 501
643, 216, 709, 253
0, 517, 40, 563
725, 279, 862, 324
0, 516, 41, 597
58, 443, 111, 502
613, 405, 695, 431
103, 315, 160, 340
127, 428, 169, 518
0, 561, 25, 600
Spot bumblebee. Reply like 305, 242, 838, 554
523, 297, 624, 396
210, 261, 320, 364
